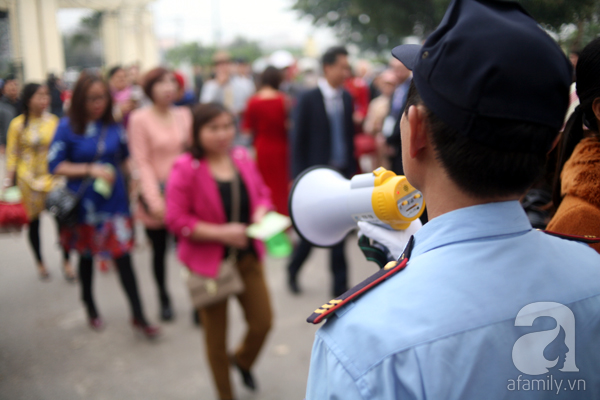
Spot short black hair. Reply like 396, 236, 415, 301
404, 81, 553, 198
1, 74, 15, 93
260, 66, 282, 90
321, 46, 348, 68
107, 65, 123, 79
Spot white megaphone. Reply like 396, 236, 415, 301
289, 166, 425, 247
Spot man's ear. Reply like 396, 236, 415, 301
407, 105, 429, 159
592, 98, 600, 122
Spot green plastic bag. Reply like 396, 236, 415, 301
265, 232, 293, 258
2, 186, 22, 203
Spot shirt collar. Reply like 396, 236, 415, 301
410, 200, 532, 258
318, 77, 342, 99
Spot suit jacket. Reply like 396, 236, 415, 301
165, 147, 273, 278
291, 87, 356, 178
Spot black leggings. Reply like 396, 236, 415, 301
28, 219, 70, 265
145, 228, 170, 306
78, 253, 147, 324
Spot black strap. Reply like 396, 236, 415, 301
228, 167, 241, 259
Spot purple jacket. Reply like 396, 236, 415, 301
165, 147, 273, 277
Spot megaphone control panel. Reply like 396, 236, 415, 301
355, 167, 424, 230
289, 166, 425, 247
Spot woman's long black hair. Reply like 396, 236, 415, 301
20, 83, 42, 128
553, 37, 600, 209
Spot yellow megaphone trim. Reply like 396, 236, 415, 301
371, 167, 425, 230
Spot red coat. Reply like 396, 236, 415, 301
165, 147, 273, 277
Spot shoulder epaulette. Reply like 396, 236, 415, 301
542, 230, 600, 244
307, 231, 599, 325
307, 236, 415, 325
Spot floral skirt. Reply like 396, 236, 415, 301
60, 215, 134, 259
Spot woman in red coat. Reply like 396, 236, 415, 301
242, 66, 290, 215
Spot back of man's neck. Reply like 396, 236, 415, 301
422, 179, 520, 220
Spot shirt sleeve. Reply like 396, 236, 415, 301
5, 117, 21, 174
165, 157, 200, 238
128, 112, 163, 214
290, 93, 310, 179
0, 108, 13, 146
200, 81, 218, 104
47, 121, 70, 174
306, 334, 365, 400
180, 107, 193, 147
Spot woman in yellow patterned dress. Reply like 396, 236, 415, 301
4, 83, 74, 281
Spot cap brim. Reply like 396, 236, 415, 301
391, 44, 421, 71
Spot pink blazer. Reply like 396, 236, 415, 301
165, 147, 273, 278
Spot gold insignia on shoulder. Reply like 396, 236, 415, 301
313, 299, 343, 314
383, 261, 398, 270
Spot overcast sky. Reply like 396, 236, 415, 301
57, 0, 337, 51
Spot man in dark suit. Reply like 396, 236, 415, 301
289, 46, 355, 297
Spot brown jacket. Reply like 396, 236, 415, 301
547, 136, 600, 253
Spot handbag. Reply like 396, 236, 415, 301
45, 126, 108, 226
187, 170, 245, 309
0, 188, 29, 233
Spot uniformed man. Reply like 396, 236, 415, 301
305, 0, 600, 398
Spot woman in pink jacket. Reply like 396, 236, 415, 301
166, 103, 273, 400
129, 67, 192, 321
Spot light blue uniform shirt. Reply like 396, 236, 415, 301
306, 201, 600, 399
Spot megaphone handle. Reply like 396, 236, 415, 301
357, 235, 391, 269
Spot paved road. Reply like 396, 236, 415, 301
0, 214, 375, 400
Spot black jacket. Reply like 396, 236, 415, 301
290, 87, 356, 179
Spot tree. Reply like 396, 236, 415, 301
292, 0, 600, 52
164, 37, 263, 67
227, 37, 262, 62
63, 11, 103, 68
165, 42, 216, 67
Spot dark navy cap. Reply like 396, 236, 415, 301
392, 0, 573, 153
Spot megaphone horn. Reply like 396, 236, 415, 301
289, 166, 425, 247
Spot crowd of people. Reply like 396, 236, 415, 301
1, 23, 599, 398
